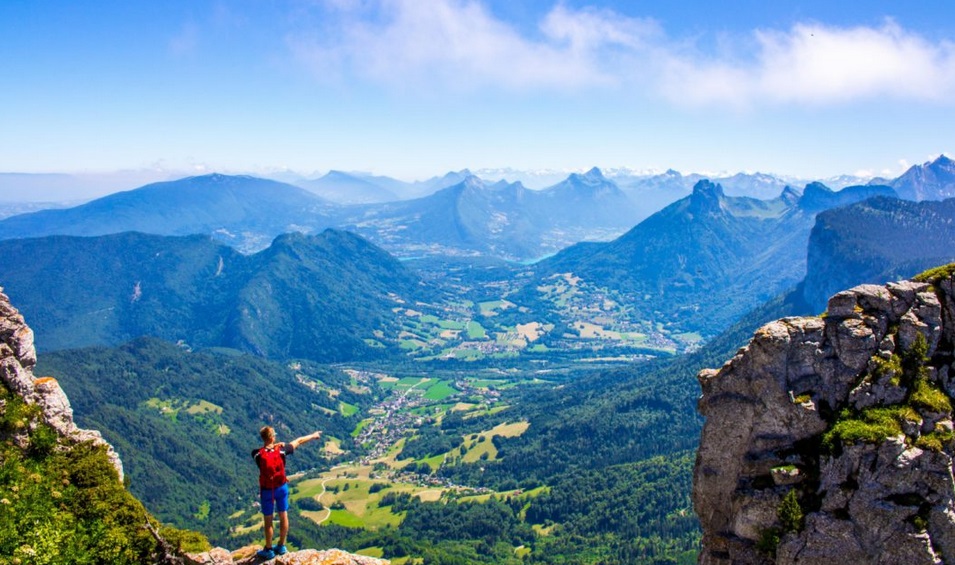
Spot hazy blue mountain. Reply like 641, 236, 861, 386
0, 229, 423, 361
534, 167, 637, 228
612, 170, 791, 221
613, 169, 694, 220
707, 171, 791, 199
797, 181, 896, 212
338, 171, 638, 260
0, 173, 338, 252
802, 196, 955, 310
0, 201, 71, 220
298, 170, 399, 204
0, 170, 640, 261
338, 176, 537, 258
880, 154, 955, 201
536, 180, 896, 338
398, 169, 474, 199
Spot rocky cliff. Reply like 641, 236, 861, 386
694, 265, 955, 564
0, 286, 124, 478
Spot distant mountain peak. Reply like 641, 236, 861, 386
691, 179, 725, 198
688, 180, 725, 214
932, 154, 954, 168
780, 185, 802, 206
889, 154, 955, 201
567, 167, 607, 185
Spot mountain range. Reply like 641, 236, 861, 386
532, 180, 896, 338
1, 156, 952, 263
0, 174, 339, 253
0, 229, 424, 361
0, 169, 639, 261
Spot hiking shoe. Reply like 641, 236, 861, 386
256, 547, 275, 559
275, 544, 288, 555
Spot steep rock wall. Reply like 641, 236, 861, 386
694, 268, 955, 564
0, 287, 124, 479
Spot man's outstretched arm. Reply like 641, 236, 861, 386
289, 431, 322, 449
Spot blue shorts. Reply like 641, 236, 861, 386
260, 483, 289, 516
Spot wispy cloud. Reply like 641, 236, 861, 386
663, 20, 955, 107
287, 0, 658, 90
287, 1, 955, 107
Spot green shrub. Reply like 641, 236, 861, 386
0, 382, 208, 563
910, 378, 952, 413
871, 354, 902, 385
822, 408, 904, 451
778, 490, 804, 533
756, 527, 782, 556
913, 263, 955, 284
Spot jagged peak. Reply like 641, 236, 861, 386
780, 185, 802, 206
929, 154, 955, 169
567, 167, 608, 185
686, 180, 725, 214
690, 179, 725, 199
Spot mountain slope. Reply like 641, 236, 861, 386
0, 229, 424, 361
298, 170, 399, 204
536, 180, 895, 338
340, 171, 638, 260
802, 195, 955, 310
0, 173, 338, 252
883, 154, 955, 201
37, 337, 371, 542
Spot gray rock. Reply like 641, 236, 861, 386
695, 273, 955, 564
0, 289, 124, 482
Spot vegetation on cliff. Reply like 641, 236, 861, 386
0, 380, 206, 563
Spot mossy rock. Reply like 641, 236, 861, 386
913, 263, 955, 284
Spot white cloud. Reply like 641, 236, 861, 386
287, 2, 955, 107
287, 0, 658, 90
657, 20, 955, 108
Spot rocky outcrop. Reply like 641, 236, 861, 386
0, 287, 124, 480
185, 546, 389, 564
694, 267, 955, 564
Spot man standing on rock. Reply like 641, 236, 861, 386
253, 426, 323, 559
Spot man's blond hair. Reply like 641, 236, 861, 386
260, 426, 275, 443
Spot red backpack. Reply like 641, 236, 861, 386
258, 446, 287, 489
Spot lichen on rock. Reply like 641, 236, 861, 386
694, 267, 955, 565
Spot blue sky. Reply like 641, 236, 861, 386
2, 0, 954, 186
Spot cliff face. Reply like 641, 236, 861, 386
0, 287, 124, 478
694, 267, 955, 564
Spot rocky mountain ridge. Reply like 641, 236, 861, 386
694, 266, 955, 564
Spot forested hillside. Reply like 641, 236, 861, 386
802, 196, 955, 309
0, 229, 425, 360
38, 338, 376, 541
